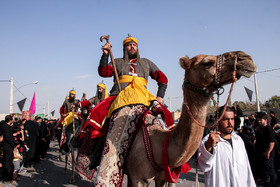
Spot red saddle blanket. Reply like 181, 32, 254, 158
93, 101, 191, 186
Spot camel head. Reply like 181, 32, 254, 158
179, 51, 257, 93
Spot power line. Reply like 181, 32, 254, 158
256, 67, 280, 74
13, 83, 45, 107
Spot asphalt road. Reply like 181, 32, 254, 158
6, 141, 205, 187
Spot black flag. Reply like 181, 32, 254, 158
51, 110, 55, 117
17, 98, 27, 112
244, 87, 253, 102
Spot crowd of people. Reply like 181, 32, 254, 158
201, 105, 280, 187
0, 114, 58, 185
0, 107, 278, 187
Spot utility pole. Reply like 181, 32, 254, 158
43, 107, 46, 118
10, 77, 13, 114
254, 73, 260, 112
169, 97, 171, 112
47, 101, 50, 119
1, 78, 38, 114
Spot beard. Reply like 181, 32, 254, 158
69, 96, 74, 103
219, 125, 234, 135
128, 51, 137, 59
97, 92, 102, 100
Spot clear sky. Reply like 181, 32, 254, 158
0, 0, 279, 117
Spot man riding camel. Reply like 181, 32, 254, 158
78, 82, 109, 133
79, 82, 109, 108
79, 35, 171, 139
76, 35, 175, 179
59, 89, 80, 154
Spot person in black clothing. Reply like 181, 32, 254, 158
24, 119, 39, 167
49, 119, 56, 141
254, 112, 277, 187
236, 105, 244, 117
0, 132, 4, 183
234, 112, 241, 131
16, 121, 27, 172
1, 115, 15, 182
12, 117, 19, 127
239, 126, 255, 167
244, 115, 252, 127
236, 105, 244, 127
34, 116, 44, 162
37, 118, 49, 159
274, 129, 280, 185
250, 113, 256, 123
43, 119, 51, 151
270, 111, 278, 130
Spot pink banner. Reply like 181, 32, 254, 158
29, 92, 36, 115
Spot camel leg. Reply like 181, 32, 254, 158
68, 153, 72, 164
70, 146, 75, 183
127, 177, 134, 187
166, 182, 176, 187
127, 177, 151, 187
155, 180, 166, 187
64, 155, 68, 174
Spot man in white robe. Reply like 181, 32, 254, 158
198, 106, 256, 187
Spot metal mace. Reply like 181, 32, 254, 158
100, 35, 121, 92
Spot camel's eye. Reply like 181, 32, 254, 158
202, 60, 215, 67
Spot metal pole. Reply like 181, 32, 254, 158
169, 97, 172, 112
10, 77, 13, 114
254, 73, 260, 112
48, 101, 50, 119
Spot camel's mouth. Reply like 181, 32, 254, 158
236, 55, 257, 78
237, 68, 256, 78
215, 66, 256, 89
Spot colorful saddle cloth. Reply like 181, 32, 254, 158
94, 104, 147, 186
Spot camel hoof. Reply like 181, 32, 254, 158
167, 183, 176, 187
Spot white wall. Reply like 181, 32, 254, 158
0, 113, 9, 121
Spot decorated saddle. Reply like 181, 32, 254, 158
59, 112, 79, 154
75, 77, 190, 185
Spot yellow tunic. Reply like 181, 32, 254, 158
107, 75, 156, 118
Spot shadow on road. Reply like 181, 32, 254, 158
16, 141, 206, 187
17, 141, 93, 187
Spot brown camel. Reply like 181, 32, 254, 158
125, 51, 257, 186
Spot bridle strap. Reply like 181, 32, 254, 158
183, 80, 211, 96
214, 55, 223, 84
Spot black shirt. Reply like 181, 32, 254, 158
270, 116, 277, 127
255, 125, 276, 158
1, 122, 15, 150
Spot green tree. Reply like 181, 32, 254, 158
264, 95, 280, 108
232, 101, 246, 109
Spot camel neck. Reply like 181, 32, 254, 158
168, 89, 210, 166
